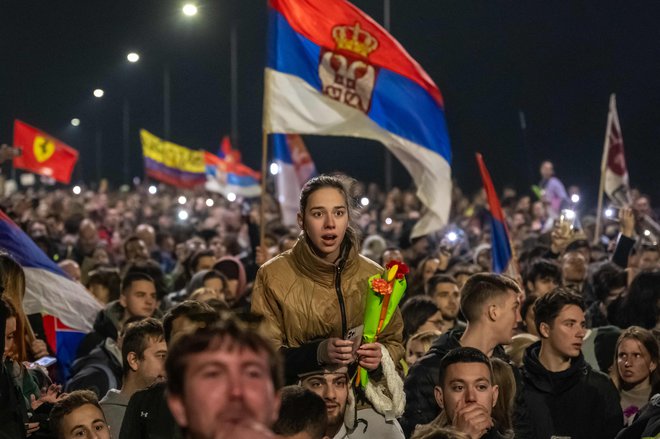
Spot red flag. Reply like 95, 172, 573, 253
13, 120, 78, 184
217, 135, 242, 164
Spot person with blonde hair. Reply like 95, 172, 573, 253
610, 326, 660, 425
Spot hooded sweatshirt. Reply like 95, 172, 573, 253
521, 341, 623, 439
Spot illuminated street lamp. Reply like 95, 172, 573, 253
127, 52, 140, 63
70, 118, 80, 127
182, 3, 198, 16
93, 89, 104, 98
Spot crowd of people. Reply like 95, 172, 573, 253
1, 161, 660, 439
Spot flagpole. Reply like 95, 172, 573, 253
593, 94, 615, 245
260, 130, 268, 249
383, 0, 393, 191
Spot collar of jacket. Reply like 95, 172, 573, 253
291, 235, 360, 288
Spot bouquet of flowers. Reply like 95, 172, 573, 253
357, 260, 408, 388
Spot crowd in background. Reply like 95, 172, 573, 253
1, 162, 660, 439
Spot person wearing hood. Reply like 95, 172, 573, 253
163, 269, 228, 308
252, 175, 405, 437
520, 288, 622, 439
214, 256, 249, 311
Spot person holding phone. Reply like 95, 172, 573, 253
252, 175, 405, 437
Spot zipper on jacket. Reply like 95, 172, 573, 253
335, 263, 348, 337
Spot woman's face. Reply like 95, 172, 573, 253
617, 338, 656, 386
422, 258, 441, 283
416, 311, 445, 334
405, 338, 427, 367
299, 187, 348, 263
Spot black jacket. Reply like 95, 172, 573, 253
65, 341, 122, 398
615, 393, 660, 439
119, 382, 182, 439
520, 341, 623, 439
401, 328, 514, 437
0, 300, 25, 439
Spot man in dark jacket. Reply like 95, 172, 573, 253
401, 273, 522, 437
119, 301, 218, 439
520, 288, 622, 439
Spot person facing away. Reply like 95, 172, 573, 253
100, 318, 166, 439
273, 385, 328, 439
165, 318, 283, 439
401, 273, 522, 437
520, 288, 623, 439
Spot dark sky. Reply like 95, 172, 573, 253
2, 1, 660, 207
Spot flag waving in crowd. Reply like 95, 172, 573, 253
13, 119, 79, 184
601, 94, 631, 207
263, 0, 452, 238
476, 153, 513, 274
272, 134, 317, 226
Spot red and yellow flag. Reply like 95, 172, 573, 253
13, 120, 78, 184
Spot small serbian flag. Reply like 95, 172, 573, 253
264, 0, 452, 238
273, 134, 317, 226
0, 209, 101, 379
205, 152, 261, 198
13, 120, 79, 184
476, 153, 513, 274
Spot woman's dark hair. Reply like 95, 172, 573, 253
591, 262, 627, 303
401, 295, 440, 341
299, 175, 360, 250
614, 271, 660, 329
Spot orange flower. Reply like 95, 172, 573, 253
371, 278, 393, 295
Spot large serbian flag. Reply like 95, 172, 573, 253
476, 153, 513, 274
264, 0, 452, 238
273, 134, 317, 226
0, 210, 101, 378
13, 120, 78, 184
601, 94, 630, 206
140, 129, 207, 188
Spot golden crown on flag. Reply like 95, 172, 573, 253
332, 22, 378, 58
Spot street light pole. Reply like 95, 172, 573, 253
230, 21, 238, 148
164, 64, 171, 140
123, 98, 130, 182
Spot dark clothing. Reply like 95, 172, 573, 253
612, 234, 635, 269
0, 300, 26, 439
520, 341, 623, 439
65, 341, 122, 398
615, 393, 660, 439
401, 328, 510, 437
119, 382, 181, 439
76, 301, 124, 359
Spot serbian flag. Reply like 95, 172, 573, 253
476, 153, 513, 274
0, 210, 101, 379
273, 134, 317, 225
217, 135, 243, 164
601, 94, 630, 206
264, 0, 452, 238
13, 120, 78, 184
205, 152, 261, 198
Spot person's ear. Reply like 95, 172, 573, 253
650, 361, 657, 373
539, 322, 551, 338
270, 390, 282, 426
127, 352, 140, 372
297, 212, 304, 231
119, 293, 127, 308
526, 281, 534, 293
491, 384, 499, 408
167, 394, 188, 430
433, 385, 444, 410
487, 304, 498, 322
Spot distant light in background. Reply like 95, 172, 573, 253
148, 185, 157, 195
360, 197, 369, 207
178, 195, 187, 205
178, 210, 189, 221
446, 231, 458, 242
126, 52, 140, 63
644, 229, 651, 237
70, 118, 80, 127
93, 89, 104, 98
182, 3, 198, 16
72, 185, 81, 195
571, 194, 580, 203
270, 162, 279, 175
227, 192, 237, 202
563, 209, 576, 220
604, 208, 614, 218
385, 217, 393, 225
205, 198, 214, 207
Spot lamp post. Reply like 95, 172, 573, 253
93, 89, 104, 183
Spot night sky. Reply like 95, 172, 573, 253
2, 1, 660, 208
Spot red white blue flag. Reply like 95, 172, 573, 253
0, 210, 101, 377
476, 153, 513, 274
263, 0, 452, 238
